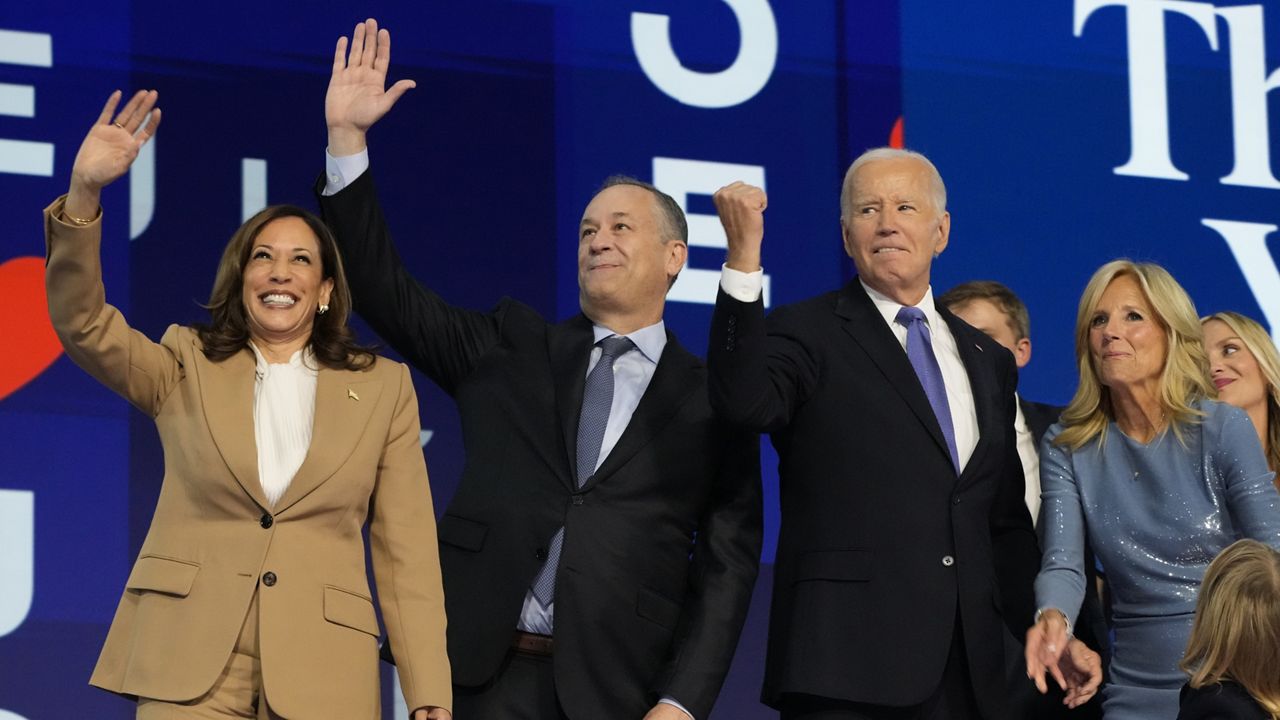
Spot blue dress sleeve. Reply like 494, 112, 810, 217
1211, 403, 1280, 549
1033, 424, 1089, 627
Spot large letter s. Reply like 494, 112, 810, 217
632, 0, 777, 108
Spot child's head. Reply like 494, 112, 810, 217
1181, 539, 1280, 716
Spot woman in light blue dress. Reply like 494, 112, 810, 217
1025, 260, 1280, 720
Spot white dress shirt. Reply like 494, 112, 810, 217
250, 343, 318, 507
324, 148, 370, 196
719, 264, 980, 471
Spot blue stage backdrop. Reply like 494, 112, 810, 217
1, 1, 1277, 717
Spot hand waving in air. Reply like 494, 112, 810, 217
65, 89, 160, 220
326, 17, 416, 156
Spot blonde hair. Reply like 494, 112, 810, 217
1056, 260, 1212, 450
1180, 539, 1280, 720
1201, 311, 1280, 487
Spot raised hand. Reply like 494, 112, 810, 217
65, 89, 161, 220
712, 181, 768, 273
326, 18, 416, 156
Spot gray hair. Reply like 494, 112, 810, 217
840, 147, 947, 223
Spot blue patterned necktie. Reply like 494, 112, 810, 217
531, 335, 635, 605
895, 306, 960, 473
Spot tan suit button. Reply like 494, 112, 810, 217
260, 514, 273, 529
262, 571, 277, 586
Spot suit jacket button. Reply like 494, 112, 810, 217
262, 571, 277, 586
260, 513, 273, 529
952, 496, 961, 506
535, 548, 548, 562
941, 555, 955, 567
571, 495, 584, 506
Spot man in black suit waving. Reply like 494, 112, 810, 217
316, 19, 762, 720
708, 149, 1098, 719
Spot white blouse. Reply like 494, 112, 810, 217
250, 343, 318, 507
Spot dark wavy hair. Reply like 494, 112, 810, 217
194, 204, 375, 371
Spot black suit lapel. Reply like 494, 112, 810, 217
586, 332, 699, 491
837, 281, 954, 468
549, 314, 594, 490
944, 308, 997, 487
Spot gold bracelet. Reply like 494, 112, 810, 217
62, 208, 98, 226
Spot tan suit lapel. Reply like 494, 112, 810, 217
273, 367, 381, 514
195, 347, 271, 510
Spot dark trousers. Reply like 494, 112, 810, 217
781, 622, 982, 720
453, 648, 568, 720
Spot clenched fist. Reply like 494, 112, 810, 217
713, 181, 768, 273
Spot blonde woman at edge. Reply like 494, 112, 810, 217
1024, 260, 1280, 720
45, 90, 450, 719
1202, 311, 1280, 492
1177, 539, 1280, 720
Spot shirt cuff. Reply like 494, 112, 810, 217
659, 696, 694, 719
322, 147, 371, 196
720, 263, 764, 303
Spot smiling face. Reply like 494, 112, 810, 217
1087, 274, 1169, 393
1203, 318, 1269, 418
240, 216, 334, 352
577, 184, 686, 326
842, 156, 950, 305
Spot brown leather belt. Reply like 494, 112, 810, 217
512, 630, 554, 656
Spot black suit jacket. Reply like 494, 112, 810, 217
317, 171, 762, 720
1178, 681, 1270, 720
707, 282, 1039, 717
1019, 398, 1061, 448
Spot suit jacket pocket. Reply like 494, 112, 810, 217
125, 555, 200, 597
636, 586, 681, 630
323, 585, 380, 636
438, 514, 488, 552
794, 549, 873, 583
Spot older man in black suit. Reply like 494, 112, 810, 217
708, 149, 1100, 719
315, 19, 762, 720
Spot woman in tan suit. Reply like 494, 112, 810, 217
45, 89, 451, 719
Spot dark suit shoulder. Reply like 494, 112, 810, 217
1021, 398, 1065, 418
1178, 681, 1270, 720
940, 305, 1014, 368
487, 295, 550, 336
1019, 398, 1064, 446
765, 287, 844, 325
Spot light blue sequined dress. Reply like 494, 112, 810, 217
1035, 400, 1280, 720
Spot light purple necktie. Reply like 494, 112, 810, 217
895, 306, 959, 473
530, 335, 634, 605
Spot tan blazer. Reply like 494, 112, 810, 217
44, 199, 450, 718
